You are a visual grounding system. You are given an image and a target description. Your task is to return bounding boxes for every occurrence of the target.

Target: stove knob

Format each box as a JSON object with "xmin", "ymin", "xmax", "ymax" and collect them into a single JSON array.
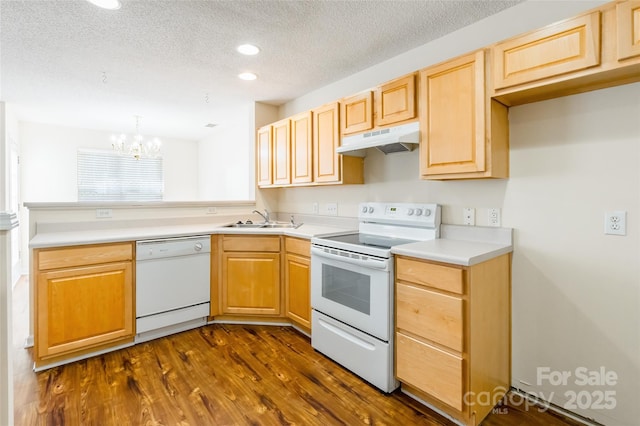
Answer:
[
  {"xmin": 368, "ymin": 206, "xmax": 374, "ymax": 213},
  {"xmin": 424, "ymin": 209, "xmax": 432, "ymax": 217},
  {"xmin": 361, "ymin": 206, "xmax": 368, "ymax": 213},
  {"xmin": 415, "ymin": 208, "xmax": 423, "ymax": 216},
  {"xmin": 407, "ymin": 208, "xmax": 414, "ymax": 215},
  {"xmin": 194, "ymin": 242, "xmax": 203, "ymax": 251}
]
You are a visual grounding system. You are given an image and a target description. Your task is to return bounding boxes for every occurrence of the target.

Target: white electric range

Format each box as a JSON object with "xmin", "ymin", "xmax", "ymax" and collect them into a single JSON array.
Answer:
[{"xmin": 310, "ymin": 202, "xmax": 441, "ymax": 392}]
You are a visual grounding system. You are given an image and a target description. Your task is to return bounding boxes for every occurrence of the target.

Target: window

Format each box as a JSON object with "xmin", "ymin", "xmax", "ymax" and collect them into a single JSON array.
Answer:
[{"xmin": 77, "ymin": 149, "xmax": 163, "ymax": 201}]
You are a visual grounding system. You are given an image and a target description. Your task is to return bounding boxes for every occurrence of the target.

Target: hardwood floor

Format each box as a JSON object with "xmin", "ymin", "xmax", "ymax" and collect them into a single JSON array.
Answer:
[{"xmin": 12, "ymin": 278, "xmax": 583, "ymax": 426}]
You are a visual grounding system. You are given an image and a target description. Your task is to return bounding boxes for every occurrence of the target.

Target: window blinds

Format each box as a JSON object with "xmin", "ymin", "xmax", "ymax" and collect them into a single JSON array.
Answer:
[{"xmin": 77, "ymin": 149, "xmax": 163, "ymax": 201}]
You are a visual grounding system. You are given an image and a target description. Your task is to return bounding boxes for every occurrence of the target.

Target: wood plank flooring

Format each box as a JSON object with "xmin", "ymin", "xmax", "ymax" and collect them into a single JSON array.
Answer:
[{"xmin": 12, "ymin": 278, "xmax": 583, "ymax": 426}]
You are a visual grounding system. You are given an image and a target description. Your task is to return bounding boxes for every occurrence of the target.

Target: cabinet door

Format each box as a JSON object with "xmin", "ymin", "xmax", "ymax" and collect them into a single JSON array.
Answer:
[
  {"xmin": 420, "ymin": 50, "xmax": 486, "ymax": 176},
  {"xmin": 272, "ymin": 119, "xmax": 291, "ymax": 186},
  {"xmin": 291, "ymin": 111, "xmax": 313, "ymax": 184},
  {"xmin": 285, "ymin": 253, "xmax": 311, "ymax": 329},
  {"xmin": 617, "ymin": 1, "xmax": 640, "ymax": 60},
  {"xmin": 493, "ymin": 11, "xmax": 601, "ymax": 90},
  {"xmin": 376, "ymin": 74, "xmax": 416, "ymax": 126},
  {"xmin": 222, "ymin": 252, "xmax": 281, "ymax": 316},
  {"xmin": 257, "ymin": 125, "xmax": 273, "ymax": 187},
  {"xmin": 340, "ymin": 91, "xmax": 373, "ymax": 135},
  {"xmin": 313, "ymin": 102, "xmax": 341, "ymax": 183},
  {"xmin": 36, "ymin": 262, "xmax": 133, "ymax": 360}
]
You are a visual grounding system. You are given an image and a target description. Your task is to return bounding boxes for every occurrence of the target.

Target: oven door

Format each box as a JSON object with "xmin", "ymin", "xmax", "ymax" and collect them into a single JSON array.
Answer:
[{"xmin": 310, "ymin": 245, "xmax": 392, "ymax": 341}]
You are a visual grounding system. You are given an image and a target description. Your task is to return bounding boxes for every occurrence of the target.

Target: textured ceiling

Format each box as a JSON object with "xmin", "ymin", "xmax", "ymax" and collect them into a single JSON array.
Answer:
[{"xmin": 1, "ymin": 0, "xmax": 522, "ymax": 140}]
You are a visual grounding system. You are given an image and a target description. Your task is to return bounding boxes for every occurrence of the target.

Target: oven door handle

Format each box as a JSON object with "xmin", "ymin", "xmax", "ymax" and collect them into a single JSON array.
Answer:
[{"xmin": 311, "ymin": 246, "xmax": 390, "ymax": 270}]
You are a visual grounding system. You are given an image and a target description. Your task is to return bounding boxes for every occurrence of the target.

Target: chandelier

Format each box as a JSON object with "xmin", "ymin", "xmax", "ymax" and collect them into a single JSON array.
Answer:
[{"xmin": 111, "ymin": 115, "xmax": 162, "ymax": 160}]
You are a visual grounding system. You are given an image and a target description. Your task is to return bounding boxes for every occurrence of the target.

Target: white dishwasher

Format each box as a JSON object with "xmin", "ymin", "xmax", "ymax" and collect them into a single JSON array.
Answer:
[{"xmin": 135, "ymin": 235, "xmax": 211, "ymax": 343}]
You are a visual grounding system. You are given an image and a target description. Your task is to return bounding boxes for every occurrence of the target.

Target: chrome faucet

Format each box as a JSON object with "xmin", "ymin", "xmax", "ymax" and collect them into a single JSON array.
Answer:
[{"xmin": 252, "ymin": 209, "xmax": 270, "ymax": 224}]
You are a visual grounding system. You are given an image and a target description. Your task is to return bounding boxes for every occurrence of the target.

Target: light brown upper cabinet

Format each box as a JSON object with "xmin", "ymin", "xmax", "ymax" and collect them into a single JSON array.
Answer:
[
  {"xmin": 340, "ymin": 91, "xmax": 373, "ymax": 135},
  {"xmin": 420, "ymin": 50, "xmax": 508, "ymax": 180},
  {"xmin": 493, "ymin": 12, "xmax": 601, "ymax": 90},
  {"xmin": 290, "ymin": 111, "xmax": 313, "ymax": 185},
  {"xmin": 256, "ymin": 125, "xmax": 272, "ymax": 187},
  {"xmin": 617, "ymin": 0, "xmax": 640, "ymax": 60},
  {"xmin": 272, "ymin": 118, "xmax": 291, "ymax": 186},
  {"xmin": 491, "ymin": 1, "xmax": 640, "ymax": 106},
  {"xmin": 313, "ymin": 102, "xmax": 364, "ymax": 185},
  {"xmin": 376, "ymin": 73, "xmax": 416, "ymax": 126},
  {"xmin": 340, "ymin": 73, "xmax": 417, "ymax": 135}
]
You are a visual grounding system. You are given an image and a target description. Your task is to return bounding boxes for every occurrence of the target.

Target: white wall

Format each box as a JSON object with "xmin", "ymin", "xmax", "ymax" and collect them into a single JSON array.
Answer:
[
  {"xmin": 507, "ymin": 82, "xmax": 639, "ymax": 426},
  {"xmin": 198, "ymin": 103, "xmax": 253, "ymax": 201},
  {"xmin": 274, "ymin": 1, "xmax": 639, "ymax": 424},
  {"xmin": 20, "ymin": 121, "xmax": 200, "ymax": 202}
]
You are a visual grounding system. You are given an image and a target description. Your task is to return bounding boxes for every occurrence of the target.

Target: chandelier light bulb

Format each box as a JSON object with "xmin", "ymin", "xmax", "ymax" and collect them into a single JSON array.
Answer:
[{"xmin": 111, "ymin": 116, "xmax": 162, "ymax": 160}]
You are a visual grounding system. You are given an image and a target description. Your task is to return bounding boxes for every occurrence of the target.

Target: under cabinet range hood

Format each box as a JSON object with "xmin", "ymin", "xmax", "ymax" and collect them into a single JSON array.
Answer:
[{"xmin": 337, "ymin": 121, "xmax": 420, "ymax": 156}]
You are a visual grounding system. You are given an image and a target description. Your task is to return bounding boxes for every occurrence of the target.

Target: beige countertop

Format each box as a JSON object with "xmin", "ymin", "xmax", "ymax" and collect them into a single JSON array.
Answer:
[
  {"xmin": 29, "ymin": 220, "xmax": 513, "ymax": 267},
  {"xmin": 391, "ymin": 224, "xmax": 513, "ymax": 266},
  {"xmin": 29, "ymin": 221, "xmax": 357, "ymax": 249},
  {"xmin": 392, "ymin": 238, "xmax": 512, "ymax": 266}
]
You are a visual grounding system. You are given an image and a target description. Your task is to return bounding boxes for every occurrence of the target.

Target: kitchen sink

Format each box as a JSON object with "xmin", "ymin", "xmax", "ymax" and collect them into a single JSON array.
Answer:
[{"xmin": 225, "ymin": 222, "xmax": 303, "ymax": 229}]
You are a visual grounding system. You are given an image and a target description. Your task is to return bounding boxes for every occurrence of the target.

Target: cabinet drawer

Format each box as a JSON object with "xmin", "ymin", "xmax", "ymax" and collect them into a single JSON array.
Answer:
[
  {"xmin": 493, "ymin": 11, "xmax": 601, "ymax": 89},
  {"xmin": 37, "ymin": 243, "xmax": 133, "ymax": 271},
  {"xmin": 396, "ymin": 257, "xmax": 464, "ymax": 294},
  {"xmin": 396, "ymin": 283, "xmax": 463, "ymax": 351},
  {"xmin": 285, "ymin": 237, "xmax": 310, "ymax": 257},
  {"xmin": 222, "ymin": 235, "xmax": 280, "ymax": 252},
  {"xmin": 396, "ymin": 332, "xmax": 463, "ymax": 411}
]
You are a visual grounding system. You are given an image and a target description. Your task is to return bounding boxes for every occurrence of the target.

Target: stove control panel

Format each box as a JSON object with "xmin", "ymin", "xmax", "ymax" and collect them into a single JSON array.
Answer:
[{"xmin": 359, "ymin": 202, "xmax": 441, "ymax": 228}]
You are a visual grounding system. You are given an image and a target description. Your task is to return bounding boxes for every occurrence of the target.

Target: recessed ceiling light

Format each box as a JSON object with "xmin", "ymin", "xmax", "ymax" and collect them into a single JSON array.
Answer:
[
  {"xmin": 86, "ymin": 0, "xmax": 121, "ymax": 10},
  {"xmin": 237, "ymin": 44, "xmax": 260, "ymax": 56},
  {"xmin": 238, "ymin": 72, "xmax": 258, "ymax": 81},
  {"xmin": 205, "ymin": 123, "xmax": 218, "ymax": 128}
]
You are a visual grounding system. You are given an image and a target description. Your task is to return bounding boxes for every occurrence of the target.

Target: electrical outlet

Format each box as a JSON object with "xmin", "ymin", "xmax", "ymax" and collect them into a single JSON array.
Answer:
[
  {"xmin": 206, "ymin": 207, "xmax": 217, "ymax": 214},
  {"xmin": 96, "ymin": 208, "xmax": 112, "ymax": 218},
  {"xmin": 312, "ymin": 202, "xmax": 319, "ymax": 214},
  {"xmin": 604, "ymin": 211, "xmax": 626, "ymax": 236},
  {"xmin": 488, "ymin": 208, "xmax": 501, "ymax": 227},
  {"xmin": 326, "ymin": 203, "xmax": 338, "ymax": 216},
  {"xmin": 463, "ymin": 207, "xmax": 475, "ymax": 226}
]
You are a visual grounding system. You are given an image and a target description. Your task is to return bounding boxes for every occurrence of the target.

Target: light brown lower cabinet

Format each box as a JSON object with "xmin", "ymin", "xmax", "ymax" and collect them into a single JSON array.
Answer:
[
  {"xmin": 395, "ymin": 254, "xmax": 511, "ymax": 426},
  {"xmin": 285, "ymin": 237, "xmax": 311, "ymax": 331},
  {"xmin": 34, "ymin": 242, "xmax": 135, "ymax": 367},
  {"xmin": 220, "ymin": 235, "xmax": 282, "ymax": 316}
]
